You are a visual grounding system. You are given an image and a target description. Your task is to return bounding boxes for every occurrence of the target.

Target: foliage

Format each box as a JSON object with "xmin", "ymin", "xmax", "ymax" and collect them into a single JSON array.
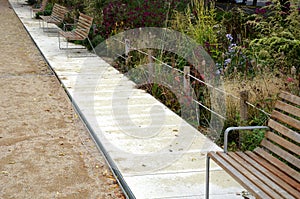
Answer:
[
  {"xmin": 139, "ymin": 83, "xmax": 182, "ymax": 115},
  {"xmin": 102, "ymin": 0, "xmax": 190, "ymax": 37},
  {"xmin": 46, "ymin": 0, "xmax": 299, "ymax": 151},
  {"xmin": 35, "ymin": 3, "xmax": 53, "ymax": 18},
  {"xmin": 246, "ymin": 0, "xmax": 300, "ymax": 74},
  {"xmin": 240, "ymin": 129, "xmax": 265, "ymax": 151},
  {"xmin": 172, "ymin": 0, "xmax": 219, "ymax": 48},
  {"xmin": 83, "ymin": 0, "xmax": 108, "ymax": 24},
  {"xmin": 220, "ymin": 7, "xmax": 252, "ymax": 41}
]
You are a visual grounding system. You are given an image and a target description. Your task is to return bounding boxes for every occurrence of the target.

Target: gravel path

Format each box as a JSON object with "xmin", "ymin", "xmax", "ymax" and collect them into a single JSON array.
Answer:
[{"xmin": 0, "ymin": 0, "xmax": 124, "ymax": 198}]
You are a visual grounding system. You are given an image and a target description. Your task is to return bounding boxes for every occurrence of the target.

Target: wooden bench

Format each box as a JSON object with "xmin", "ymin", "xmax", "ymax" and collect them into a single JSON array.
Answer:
[
  {"xmin": 58, "ymin": 12, "xmax": 96, "ymax": 54},
  {"xmin": 39, "ymin": 3, "xmax": 67, "ymax": 31},
  {"xmin": 206, "ymin": 91, "xmax": 300, "ymax": 199}
]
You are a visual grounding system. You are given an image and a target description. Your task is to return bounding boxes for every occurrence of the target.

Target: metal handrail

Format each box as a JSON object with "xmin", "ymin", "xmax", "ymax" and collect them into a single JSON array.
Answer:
[{"xmin": 223, "ymin": 126, "xmax": 269, "ymax": 153}]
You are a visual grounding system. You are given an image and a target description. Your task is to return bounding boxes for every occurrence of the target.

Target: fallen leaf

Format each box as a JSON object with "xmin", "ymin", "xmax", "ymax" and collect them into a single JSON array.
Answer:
[
  {"xmin": 2, "ymin": 171, "xmax": 8, "ymax": 175},
  {"xmin": 102, "ymin": 170, "xmax": 108, "ymax": 176}
]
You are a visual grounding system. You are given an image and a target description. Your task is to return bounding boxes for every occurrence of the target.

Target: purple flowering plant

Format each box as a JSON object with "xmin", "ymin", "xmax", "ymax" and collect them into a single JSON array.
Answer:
[
  {"xmin": 215, "ymin": 33, "xmax": 251, "ymax": 76},
  {"xmin": 102, "ymin": 0, "xmax": 190, "ymax": 37}
]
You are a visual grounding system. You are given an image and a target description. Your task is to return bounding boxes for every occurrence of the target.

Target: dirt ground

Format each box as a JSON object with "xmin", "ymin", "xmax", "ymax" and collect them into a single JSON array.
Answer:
[{"xmin": 0, "ymin": 0, "xmax": 124, "ymax": 198}]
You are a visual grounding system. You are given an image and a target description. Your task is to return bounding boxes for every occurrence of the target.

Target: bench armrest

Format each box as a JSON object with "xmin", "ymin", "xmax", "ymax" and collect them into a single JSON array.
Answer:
[{"xmin": 224, "ymin": 126, "xmax": 269, "ymax": 153}]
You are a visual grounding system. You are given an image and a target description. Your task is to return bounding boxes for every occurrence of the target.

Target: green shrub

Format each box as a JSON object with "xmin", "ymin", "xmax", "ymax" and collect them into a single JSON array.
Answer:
[
  {"xmin": 35, "ymin": 3, "xmax": 53, "ymax": 18},
  {"xmin": 246, "ymin": 0, "xmax": 300, "ymax": 73}
]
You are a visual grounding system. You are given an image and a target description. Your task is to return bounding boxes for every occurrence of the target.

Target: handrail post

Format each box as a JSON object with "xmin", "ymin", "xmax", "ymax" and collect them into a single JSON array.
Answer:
[
  {"xmin": 184, "ymin": 66, "xmax": 191, "ymax": 99},
  {"xmin": 148, "ymin": 49, "xmax": 154, "ymax": 83},
  {"xmin": 239, "ymin": 91, "xmax": 249, "ymax": 147},
  {"xmin": 125, "ymin": 39, "xmax": 131, "ymax": 66}
]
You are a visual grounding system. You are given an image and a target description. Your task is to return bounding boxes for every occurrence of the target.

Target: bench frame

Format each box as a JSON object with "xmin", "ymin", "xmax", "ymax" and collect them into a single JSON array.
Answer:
[
  {"xmin": 58, "ymin": 12, "xmax": 96, "ymax": 55},
  {"xmin": 39, "ymin": 3, "xmax": 67, "ymax": 32},
  {"xmin": 206, "ymin": 91, "xmax": 300, "ymax": 199}
]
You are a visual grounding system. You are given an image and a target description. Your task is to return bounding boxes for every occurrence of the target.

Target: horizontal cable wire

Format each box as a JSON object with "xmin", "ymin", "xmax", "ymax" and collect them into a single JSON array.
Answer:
[
  {"xmin": 113, "ymin": 38, "xmax": 271, "ymax": 118},
  {"xmin": 246, "ymin": 101, "xmax": 271, "ymax": 117},
  {"xmin": 192, "ymin": 99, "xmax": 226, "ymax": 120}
]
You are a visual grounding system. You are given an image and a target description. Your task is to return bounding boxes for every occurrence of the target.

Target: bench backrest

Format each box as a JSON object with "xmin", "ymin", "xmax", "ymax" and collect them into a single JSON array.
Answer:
[
  {"xmin": 51, "ymin": 4, "xmax": 68, "ymax": 23},
  {"xmin": 261, "ymin": 91, "xmax": 300, "ymax": 171},
  {"xmin": 74, "ymin": 13, "xmax": 94, "ymax": 40}
]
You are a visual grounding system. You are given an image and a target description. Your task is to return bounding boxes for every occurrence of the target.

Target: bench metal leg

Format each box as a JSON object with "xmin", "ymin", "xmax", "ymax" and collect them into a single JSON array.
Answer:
[
  {"xmin": 58, "ymin": 32, "xmax": 61, "ymax": 49},
  {"xmin": 206, "ymin": 155, "xmax": 210, "ymax": 199},
  {"xmin": 38, "ymin": 19, "xmax": 42, "ymax": 28},
  {"xmin": 87, "ymin": 37, "xmax": 96, "ymax": 55},
  {"xmin": 58, "ymin": 33, "xmax": 72, "ymax": 50},
  {"xmin": 58, "ymin": 32, "xmax": 96, "ymax": 57}
]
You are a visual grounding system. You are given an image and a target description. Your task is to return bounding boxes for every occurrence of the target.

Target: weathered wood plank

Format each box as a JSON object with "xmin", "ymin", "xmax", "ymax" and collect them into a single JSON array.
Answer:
[
  {"xmin": 261, "ymin": 139, "xmax": 300, "ymax": 169},
  {"xmin": 216, "ymin": 152, "xmax": 283, "ymax": 199},
  {"xmin": 279, "ymin": 92, "xmax": 300, "ymax": 106},
  {"xmin": 237, "ymin": 152, "xmax": 300, "ymax": 198},
  {"xmin": 265, "ymin": 131, "xmax": 300, "ymax": 156},
  {"xmin": 253, "ymin": 148, "xmax": 300, "ymax": 184},
  {"xmin": 268, "ymin": 119, "xmax": 300, "ymax": 143},
  {"xmin": 208, "ymin": 152, "xmax": 272, "ymax": 199},
  {"xmin": 271, "ymin": 110, "xmax": 300, "ymax": 130},
  {"xmin": 275, "ymin": 100, "xmax": 300, "ymax": 118},
  {"xmin": 228, "ymin": 152, "xmax": 294, "ymax": 198}
]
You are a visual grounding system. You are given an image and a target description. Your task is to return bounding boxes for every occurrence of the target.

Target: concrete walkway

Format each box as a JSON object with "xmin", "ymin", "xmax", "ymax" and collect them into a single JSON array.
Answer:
[{"xmin": 9, "ymin": 0, "xmax": 246, "ymax": 198}]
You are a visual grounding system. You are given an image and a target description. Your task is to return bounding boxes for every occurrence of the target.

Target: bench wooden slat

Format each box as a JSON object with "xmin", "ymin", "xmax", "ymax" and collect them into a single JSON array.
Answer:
[
  {"xmin": 279, "ymin": 91, "xmax": 300, "ymax": 106},
  {"xmin": 208, "ymin": 152, "xmax": 272, "ymax": 199},
  {"xmin": 265, "ymin": 131, "xmax": 300, "ymax": 156},
  {"xmin": 76, "ymin": 22, "xmax": 90, "ymax": 31},
  {"xmin": 78, "ymin": 16, "xmax": 92, "ymax": 25},
  {"xmin": 261, "ymin": 139, "xmax": 300, "ymax": 169},
  {"xmin": 253, "ymin": 148, "xmax": 300, "ymax": 183},
  {"xmin": 237, "ymin": 152, "xmax": 300, "ymax": 198},
  {"xmin": 80, "ymin": 13, "xmax": 93, "ymax": 21},
  {"xmin": 268, "ymin": 119, "xmax": 300, "ymax": 143},
  {"xmin": 75, "ymin": 29, "xmax": 88, "ymax": 39},
  {"xmin": 247, "ymin": 150, "xmax": 300, "ymax": 191},
  {"xmin": 228, "ymin": 152, "xmax": 294, "ymax": 198},
  {"xmin": 40, "ymin": 4, "xmax": 67, "ymax": 25},
  {"xmin": 272, "ymin": 110, "xmax": 300, "ymax": 130},
  {"xmin": 72, "ymin": 13, "xmax": 93, "ymax": 40},
  {"xmin": 77, "ymin": 21, "xmax": 90, "ymax": 29},
  {"xmin": 275, "ymin": 100, "xmax": 300, "ymax": 118},
  {"xmin": 216, "ymin": 152, "xmax": 283, "ymax": 199}
]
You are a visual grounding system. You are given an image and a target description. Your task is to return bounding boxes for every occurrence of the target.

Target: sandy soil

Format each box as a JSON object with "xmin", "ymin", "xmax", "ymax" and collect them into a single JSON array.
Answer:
[{"xmin": 0, "ymin": 0, "xmax": 124, "ymax": 198}]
